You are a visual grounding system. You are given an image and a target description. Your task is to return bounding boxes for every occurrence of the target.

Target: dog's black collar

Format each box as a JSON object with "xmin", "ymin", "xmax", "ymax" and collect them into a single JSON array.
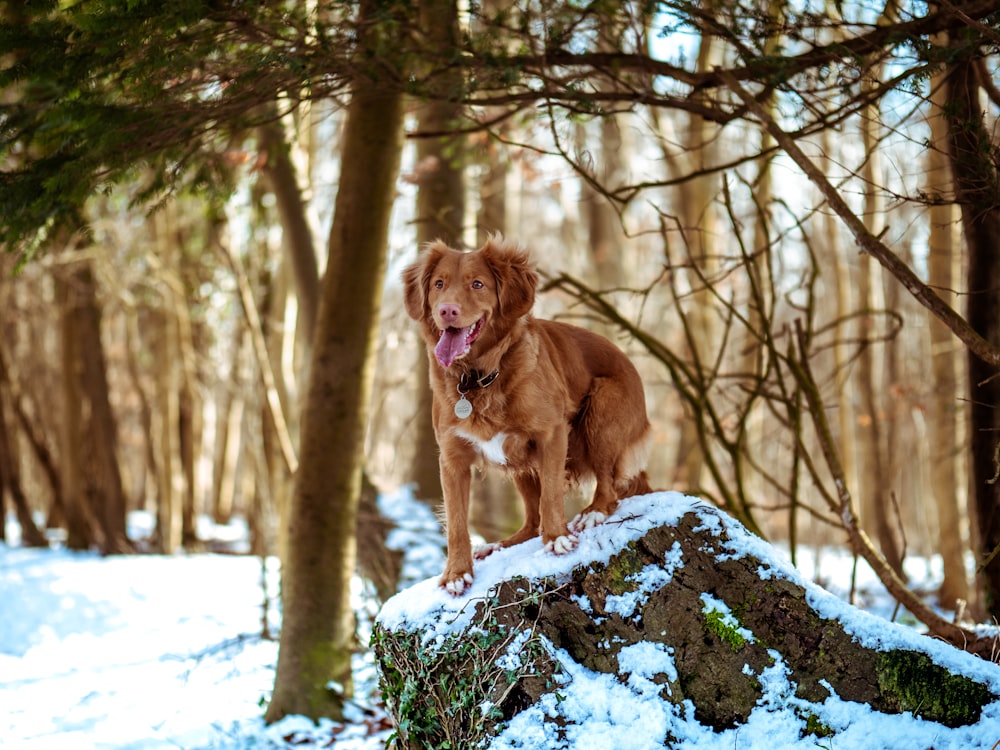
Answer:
[{"xmin": 457, "ymin": 368, "xmax": 499, "ymax": 394}]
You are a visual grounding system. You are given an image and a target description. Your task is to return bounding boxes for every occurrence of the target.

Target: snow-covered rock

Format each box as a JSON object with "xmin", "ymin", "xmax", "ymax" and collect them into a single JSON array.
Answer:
[{"xmin": 373, "ymin": 492, "xmax": 1000, "ymax": 749}]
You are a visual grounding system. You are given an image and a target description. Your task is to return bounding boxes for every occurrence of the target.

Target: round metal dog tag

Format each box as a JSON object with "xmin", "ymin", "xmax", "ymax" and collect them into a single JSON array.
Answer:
[{"xmin": 454, "ymin": 395, "xmax": 473, "ymax": 419}]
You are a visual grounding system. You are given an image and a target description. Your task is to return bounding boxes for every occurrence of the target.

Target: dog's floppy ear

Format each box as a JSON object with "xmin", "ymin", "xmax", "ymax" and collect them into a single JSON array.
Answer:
[
  {"xmin": 401, "ymin": 260, "xmax": 426, "ymax": 321},
  {"xmin": 481, "ymin": 236, "xmax": 537, "ymax": 319},
  {"xmin": 401, "ymin": 242, "xmax": 447, "ymax": 320}
]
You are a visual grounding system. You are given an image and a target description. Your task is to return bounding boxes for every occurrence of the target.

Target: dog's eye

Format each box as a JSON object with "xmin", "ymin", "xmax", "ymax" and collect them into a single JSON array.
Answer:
[
  {"xmin": 434, "ymin": 279, "xmax": 444, "ymax": 289},
  {"xmin": 471, "ymin": 280, "xmax": 484, "ymax": 290}
]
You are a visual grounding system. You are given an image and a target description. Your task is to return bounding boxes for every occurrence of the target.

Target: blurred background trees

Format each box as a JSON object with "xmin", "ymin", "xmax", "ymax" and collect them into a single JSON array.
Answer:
[{"xmin": 3, "ymin": 0, "xmax": 1000, "ymax": 717}]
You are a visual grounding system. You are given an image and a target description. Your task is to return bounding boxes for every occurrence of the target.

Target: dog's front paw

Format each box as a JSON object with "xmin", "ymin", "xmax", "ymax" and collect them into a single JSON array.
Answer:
[
  {"xmin": 543, "ymin": 533, "xmax": 578, "ymax": 556},
  {"xmin": 440, "ymin": 570, "xmax": 474, "ymax": 596},
  {"xmin": 473, "ymin": 542, "xmax": 502, "ymax": 560},
  {"xmin": 570, "ymin": 510, "xmax": 607, "ymax": 533}
]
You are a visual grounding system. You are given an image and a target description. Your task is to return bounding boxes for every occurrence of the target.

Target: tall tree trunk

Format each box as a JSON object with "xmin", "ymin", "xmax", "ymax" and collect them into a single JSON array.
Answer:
[
  {"xmin": 857, "ymin": 67, "xmax": 904, "ymax": 578},
  {"xmin": 926, "ymin": 61, "xmax": 969, "ymax": 609},
  {"xmin": 211, "ymin": 330, "xmax": 246, "ymax": 525},
  {"xmin": 122, "ymin": 303, "xmax": 157, "ymax": 514},
  {"xmin": 409, "ymin": 0, "xmax": 464, "ymax": 505},
  {"xmin": 744, "ymin": 1, "xmax": 780, "ymax": 537},
  {"xmin": 470, "ymin": 97, "xmax": 522, "ymax": 540},
  {"xmin": 257, "ymin": 258, "xmax": 292, "ymax": 559},
  {"xmin": 59, "ymin": 255, "xmax": 131, "ymax": 553},
  {"xmin": 265, "ymin": 64, "xmax": 406, "ymax": 722},
  {"xmin": 176, "ymin": 286, "xmax": 200, "ymax": 548},
  {"xmin": 945, "ymin": 52, "xmax": 1000, "ymax": 619},
  {"xmin": 585, "ymin": 115, "xmax": 627, "ymax": 292},
  {"xmin": 258, "ymin": 111, "xmax": 317, "ymax": 563},
  {"xmin": 0, "ymin": 274, "xmax": 47, "ymax": 547},
  {"xmin": 674, "ymin": 29, "xmax": 723, "ymax": 493},
  {"xmin": 476, "ymin": 122, "xmax": 508, "ymax": 244},
  {"xmin": 148, "ymin": 210, "xmax": 185, "ymax": 554},
  {"xmin": 2, "ymin": 342, "xmax": 67, "ymax": 529},
  {"xmin": 259, "ymin": 117, "xmax": 320, "ymax": 356},
  {"xmin": 151, "ymin": 304, "xmax": 183, "ymax": 554},
  {"xmin": 59, "ymin": 271, "xmax": 94, "ymax": 550},
  {"xmin": 823, "ymin": 125, "xmax": 859, "ymax": 535}
]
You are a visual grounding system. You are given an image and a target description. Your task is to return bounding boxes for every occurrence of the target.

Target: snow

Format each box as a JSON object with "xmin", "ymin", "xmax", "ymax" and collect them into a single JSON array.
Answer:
[
  {"xmin": 1, "ymin": 546, "xmax": 285, "ymax": 749},
  {"xmin": 3, "ymin": 488, "xmax": 1000, "ymax": 749},
  {"xmin": 0, "ymin": 520, "xmax": 395, "ymax": 749}
]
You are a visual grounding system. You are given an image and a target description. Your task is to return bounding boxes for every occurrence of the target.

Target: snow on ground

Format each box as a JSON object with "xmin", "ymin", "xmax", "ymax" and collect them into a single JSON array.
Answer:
[
  {"xmin": 0, "ymin": 496, "xmax": 439, "ymax": 750},
  {"xmin": 3, "ymin": 488, "xmax": 1000, "ymax": 749}
]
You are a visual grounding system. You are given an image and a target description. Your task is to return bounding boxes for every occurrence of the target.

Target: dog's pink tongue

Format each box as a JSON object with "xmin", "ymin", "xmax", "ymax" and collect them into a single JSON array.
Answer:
[{"xmin": 435, "ymin": 326, "xmax": 470, "ymax": 368}]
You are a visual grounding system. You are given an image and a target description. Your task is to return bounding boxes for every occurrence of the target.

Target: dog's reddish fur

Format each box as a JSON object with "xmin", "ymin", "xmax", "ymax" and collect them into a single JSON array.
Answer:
[{"xmin": 402, "ymin": 237, "xmax": 652, "ymax": 595}]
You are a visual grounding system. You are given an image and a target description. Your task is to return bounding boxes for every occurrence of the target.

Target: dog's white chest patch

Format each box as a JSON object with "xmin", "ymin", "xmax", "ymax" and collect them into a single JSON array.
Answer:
[{"xmin": 455, "ymin": 429, "xmax": 508, "ymax": 465}]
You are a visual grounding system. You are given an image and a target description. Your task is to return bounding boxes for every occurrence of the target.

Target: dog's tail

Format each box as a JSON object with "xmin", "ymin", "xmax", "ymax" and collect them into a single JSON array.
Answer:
[
  {"xmin": 614, "ymin": 427, "xmax": 655, "ymax": 499},
  {"xmin": 616, "ymin": 470, "xmax": 654, "ymax": 500}
]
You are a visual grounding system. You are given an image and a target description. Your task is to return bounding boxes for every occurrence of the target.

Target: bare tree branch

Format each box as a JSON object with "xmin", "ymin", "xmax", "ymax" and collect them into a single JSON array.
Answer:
[
  {"xmin": 789, "ymin": 320, "xmax": 994, "ymax": 656},
  {"xmin": 718, "ymin": 68, "xmax": 1000, "ymax": 369}
]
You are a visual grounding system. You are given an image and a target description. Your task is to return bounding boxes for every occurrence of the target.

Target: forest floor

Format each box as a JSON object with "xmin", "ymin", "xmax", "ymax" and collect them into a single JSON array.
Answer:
[{"xmin": 2, "ymin": 488, "xmax": 998, "ymax": 749}]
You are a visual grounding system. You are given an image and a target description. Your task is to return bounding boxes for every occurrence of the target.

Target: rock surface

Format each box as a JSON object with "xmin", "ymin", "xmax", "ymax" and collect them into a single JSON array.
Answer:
[{"xmin": 373, "ymin": 493, "xmax": 1000, "ymax": 749}]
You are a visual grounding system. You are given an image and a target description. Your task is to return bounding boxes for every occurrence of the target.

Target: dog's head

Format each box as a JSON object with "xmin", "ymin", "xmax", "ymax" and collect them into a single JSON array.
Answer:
[{"xmin": 401, "ymin": 236, "xmax": 538, "ymax": 369}]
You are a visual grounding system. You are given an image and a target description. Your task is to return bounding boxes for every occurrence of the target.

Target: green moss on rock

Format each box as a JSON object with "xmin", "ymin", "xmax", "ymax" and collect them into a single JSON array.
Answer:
[
  {"xmin": 801, "ymin": 711, "xmax": 834, "ymax": 739},
  {"xmin": 875, "ymin": 650, "xmax": 993, "ymax": 727},
  {"xmin": 703, "ymin": 608, "xmax": 749, "ymax": 652},
  {"xmin": 601, "ymin": 542, "xmax": 647, "ymax": 596}
]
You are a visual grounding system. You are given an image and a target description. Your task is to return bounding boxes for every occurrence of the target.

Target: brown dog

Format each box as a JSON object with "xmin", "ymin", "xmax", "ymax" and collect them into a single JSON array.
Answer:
[{"xmin": 402, "ymin": 236, "xmax": 652, "ymax": 595}]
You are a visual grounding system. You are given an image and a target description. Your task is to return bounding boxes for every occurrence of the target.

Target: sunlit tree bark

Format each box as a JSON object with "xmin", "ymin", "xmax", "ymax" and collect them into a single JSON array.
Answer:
[
  {"xmin": 265, "ymin": 0, "xmax": 407, "ymax": 718},
  {"xmin": 259, "ymin": 116, "xmax": 320, "ymax": 357},
  {"xmin": 673, "ymin": 28, "xmax": 724, "ymax": 494},
  {"xmin": 409, "ymin": 0, "xmax": 465, "ymax": 506},
  {"xmin": 822, "ymin": 125, "xmax": 859, "ymax": 527},
  {"xmin": 856, "ymin": 48, "xmax": 904, "ymax": 578},
  {"xmin": 926, "ymin": 62, "xmax": 969, "ymax": 609},
  {"xmin": 57, "ymin": 251, "xmax": 131, "ymax": 554},
  {"xmin": 150, "ymin": 302, "xmax": 183, "ymax": 553}
]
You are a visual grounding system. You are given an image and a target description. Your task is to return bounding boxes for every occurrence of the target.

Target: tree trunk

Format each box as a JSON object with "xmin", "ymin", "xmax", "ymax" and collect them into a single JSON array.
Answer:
[
  {"xmin": 857, "ymin": 78, "xmax": 904, "ymax": 578},
  {"xmin": 823, "ymin": 126, "xmax": 859, "ymax": 521},
  {"xmin": 59, "ymin": 269, "xmax": 91, "ymax": 550},
  {"xmin": 176, "ymin": 291, "xmax": 200, "ymax": 548},
  {"xmin": 585, "ymin": 115, "xmax": 627, "ymax": 292},
  {"xmin": 265, "ymin": 73, "xmax": 406, "ymax": 721},
  {"xmin": 946, "ymin": 53, "xmax": 1000, "ymax": 620},
  {"xmin": 926, "ymin": 60, "xmax": 969, "ymax": 609},
  {"xmin": 255, "ymin": 255, "xmax": 291, "ymax": 559},
  {"xmin": 671, "ymin": 30, "xmax": 723, "ymax": 495},
  {"xmin": 211, "ymin": 325, "xmax": 246, "ymax": 525},
  {"xmin": 121, "ymin": 302, "xmax": 157, "ymax": 514},
  {"xmin": 151, "ymin": 304, "xmax": 183, "ymax": 554},
  {"xmin": 374, "ymin": 495, "xmax": 999, "ymax": 749},
  {"xmin": 408, "ymin": 0, "xmax": 464, "ymax": 507},
  {"xmin": 1, "ymin": 343, "xmax": 66, "ymax": 529},
  {"xmin": 258, "ymin": 117, "xmax": 320, "ymax": 354},
  {"xmin": 0, "ymin": 367, "xmax": 47, "ymax": 547},
  {"xmin": 58, "ymin": 256, "xmax": 131, "ymax": 553},
  {"xmin": 476, "ymin": 121, "xmax": 508, "ymax": 244},
  {"xmin": 77, "ymin": 264, "xmax": 130, "ymax": 554},
  {"xmin": 0, "ymin": 276, "xmax": 47, "ymax": 547}
]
